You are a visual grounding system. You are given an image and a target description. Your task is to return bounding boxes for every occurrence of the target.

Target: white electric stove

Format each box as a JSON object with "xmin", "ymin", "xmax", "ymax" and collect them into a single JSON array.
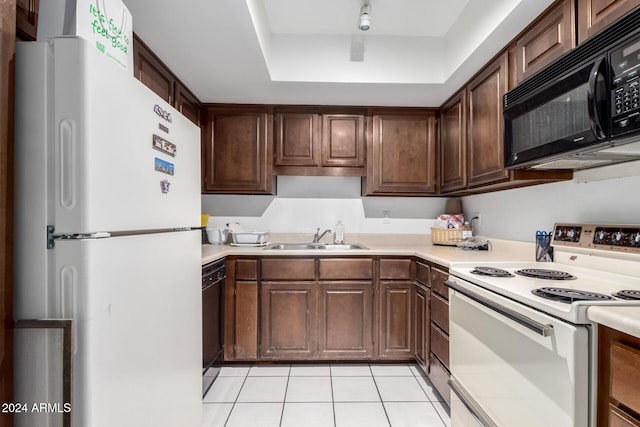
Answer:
[{"xmin": 446, "ymin": 223, "xmax": 640, "ymax": 427}]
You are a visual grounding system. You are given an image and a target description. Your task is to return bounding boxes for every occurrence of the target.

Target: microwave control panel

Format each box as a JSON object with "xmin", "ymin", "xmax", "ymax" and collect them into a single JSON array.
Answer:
[
  {"xmin": 553, "ymin": 223, "xmax": 640, "ymax": 253},
  {"xmin": 611, "ymin": 36, "xmax": 640, "ymax": 137}
]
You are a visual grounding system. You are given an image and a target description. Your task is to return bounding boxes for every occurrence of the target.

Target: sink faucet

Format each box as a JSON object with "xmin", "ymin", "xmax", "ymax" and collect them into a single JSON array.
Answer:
[{"xmin": 313, "ymin": 227, "xmax": 332, "ymax": 243}]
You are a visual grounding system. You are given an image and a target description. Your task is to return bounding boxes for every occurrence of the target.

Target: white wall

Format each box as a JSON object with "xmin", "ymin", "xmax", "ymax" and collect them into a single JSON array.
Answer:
[
  {"xmin": 461, "ymin": 163, "xmax": 640, "ymax": 243},
  {"xmin": 201, "ymin": 165, "xmax": 640, "ymax": 243},
  {"xmin": 201, "ymin": 176, "xmax": 448, "ymax": 236}
]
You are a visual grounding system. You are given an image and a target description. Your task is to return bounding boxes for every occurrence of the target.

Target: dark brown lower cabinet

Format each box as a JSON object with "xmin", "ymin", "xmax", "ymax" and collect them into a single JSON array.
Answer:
[
  {"xmin": 414, "ymin": 282, "xmax": 430, "ymax": 372},
  {"xmin": 318, "ymin": 282, "xmax": 373, "ymax": 359},
  {"xmin": 224, "ymin": 258, "xmax": 259, "ymax": 361},
  {"xmin": 428, "ymin": 267, "xmax": 451, "ymax": 404},
  {"xmin": 378, "ymin": 281, "xmax": 414, "ymax": 359},
  {"xmin": 260, "ymin": 282, "xmax": 316, "ymax": 360},
  {"xmin": 598, "ymin": 325, "xmax": 640, "ymax": 426},
  {"xmin": 259, "ymin": 281, "xmax": 374, "ymax": 360}
]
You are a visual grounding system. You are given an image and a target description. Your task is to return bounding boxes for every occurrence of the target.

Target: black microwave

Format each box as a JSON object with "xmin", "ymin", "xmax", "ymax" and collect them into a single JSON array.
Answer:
[{"xmin": 504, "ymin": 7, "xmax": 640, "ymax": 170}]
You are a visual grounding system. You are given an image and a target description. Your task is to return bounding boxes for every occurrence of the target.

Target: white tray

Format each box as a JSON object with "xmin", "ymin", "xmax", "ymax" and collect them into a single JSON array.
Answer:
[
  {"xmin": 230, "ymin": 241, "xmax": 270, "ymax": 247},
  {"xmin": 231, "ymin": 231, "xmax": 270, "ymax": 245}
]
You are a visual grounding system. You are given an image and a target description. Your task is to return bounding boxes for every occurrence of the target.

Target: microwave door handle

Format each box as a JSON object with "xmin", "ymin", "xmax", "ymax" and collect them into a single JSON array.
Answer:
[{"xmin": 588, "ymin": 57, "xmax": 608, "ymax": 140}]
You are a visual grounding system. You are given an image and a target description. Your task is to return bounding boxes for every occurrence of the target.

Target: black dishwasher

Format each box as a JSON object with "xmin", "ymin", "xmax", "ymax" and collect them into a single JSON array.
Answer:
[{"xmin": 202, "ymin": 259, "xmax": 225, "ymax": 396}]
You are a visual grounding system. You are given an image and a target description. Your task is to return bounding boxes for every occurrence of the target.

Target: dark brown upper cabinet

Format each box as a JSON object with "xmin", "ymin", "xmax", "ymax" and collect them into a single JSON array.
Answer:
[
  {"xmin": 440, "ymin": 90, "xmax": 467, "ymax": 193},
  {"xmin": 467, "ymin": 53, "xmax": 510, "ymax": 187},
  {"xmin": 366, "ymin": 109, "xmax": 438, "ymax": 196},
  {"xmin": 202, "ymin": 106, "xmax": 274, "ymax": 195},
  {"xmin": 439, "ymin": 50, "xmax": 572, "ymax": 195},
  {"xmin": 578, "ymin": 0, "xmax": 640, "ymax": 43},
  {"xmin": 16, "ymin": 0, "xmax": 39, "ymax": 41},
  {"xmin": 174, "ymin": 82, "xmax": 201, "ymax": 127},
  {"xmin": 132, "ymin": 34, "xmax": 201, "ymax": 126},
  {"xmin": 321, "ymin": 113, "xmax": 366, "ymax": 168},
  {"xmin": 515, "ymin": 0, "xmax": 575, "ymax": 84},
  {"xmin": 274, "ymin": 111, "xmax": 321, "ymax": 167},
  {"xmin": 133, "ymin": 35, "xmax": 175, "ymax": 104},
  {"xmin": 273, "ymin": 107, "xmax": 367, "ymax": 176}
]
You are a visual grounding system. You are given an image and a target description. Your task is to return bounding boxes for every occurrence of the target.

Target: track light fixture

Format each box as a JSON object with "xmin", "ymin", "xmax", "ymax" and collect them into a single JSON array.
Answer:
[{"xmin": 359, "ymin": 2, "xmax": 371, "ymax": 31}]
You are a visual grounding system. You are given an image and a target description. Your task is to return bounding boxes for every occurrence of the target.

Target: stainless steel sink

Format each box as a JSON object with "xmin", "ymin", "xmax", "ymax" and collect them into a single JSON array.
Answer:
[{"xmin": 264, "ymin": 243, "xmax": 368, "ymax": 250}]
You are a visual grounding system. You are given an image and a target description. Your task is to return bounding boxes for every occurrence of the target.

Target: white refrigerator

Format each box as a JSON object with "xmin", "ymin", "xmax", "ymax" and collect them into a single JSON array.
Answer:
[{"xmin": 14, "ymin": 37, "xmax": 202, "ymax": 427}]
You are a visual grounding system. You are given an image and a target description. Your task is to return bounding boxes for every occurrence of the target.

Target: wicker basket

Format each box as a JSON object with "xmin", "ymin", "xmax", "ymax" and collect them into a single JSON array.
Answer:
[{"xmin": 431, "ymin": 228, "xmax": 461, "ymax": 246}]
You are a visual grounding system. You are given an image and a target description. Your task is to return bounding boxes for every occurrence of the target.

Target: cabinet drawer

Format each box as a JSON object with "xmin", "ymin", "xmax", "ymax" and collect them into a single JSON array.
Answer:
[
  {"xmin": 262, "ymin": 259, "xmax": 316, "ymax": 280},
  {"xmin": 611, "ymin": 342, "xmax": 640, "ymax": 415},
  {"xmin": 379, "ymin": 258, "xmax": 412, "ymax": 280},
  {"xmin": 431, "ymin": 292, "xmax": 449, "ymax": 334},
  {"xmin": 430, "ymin": 268, "xmax": 449, "ymax": 299},
  {"xmin": 416, "ymin": 262, "xmax": 430, "ymax": 286},
  {"xmin": 428, "ymin": 353, "xmax": 451, "ymax": 405},
  {"xmin": 431, "ymin": 323, "xmax": 449, "ymax": 368},
  {"xmin": 236, "ymin": 259, "xmax": 258, "ymax": 280},
  {"xmin": 319, "ymin": 258, "xmax": 372, "ymax": 280},
  {"xmin": 610, "ymin": 405, "xmax": 640, "ymax": 427}
]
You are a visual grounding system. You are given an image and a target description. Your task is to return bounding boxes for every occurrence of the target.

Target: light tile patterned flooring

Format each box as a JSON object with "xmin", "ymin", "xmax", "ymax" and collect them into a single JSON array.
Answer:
[{"xmin": 203, "ymin": 363, "xmax": 450, "ymax": 427}]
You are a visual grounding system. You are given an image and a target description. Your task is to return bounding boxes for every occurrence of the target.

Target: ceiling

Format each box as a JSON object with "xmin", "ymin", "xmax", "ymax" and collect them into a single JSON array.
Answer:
[{"xmin": 122, "ymin": 0, "xmax": 554, "ymax": 107}]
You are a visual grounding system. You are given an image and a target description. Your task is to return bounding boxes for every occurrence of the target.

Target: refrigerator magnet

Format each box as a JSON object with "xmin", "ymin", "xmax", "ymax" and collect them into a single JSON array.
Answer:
[
  {"xmin": 160, "ymin": 179, "xmax": 171, "ymax": 194},
  {"xmin": 155, "ymin": 157, "xmax": 174, "ymax": 175},
  {"xmin": 152, "ymin": 134, "xmax": 176, "ymax": 157}
]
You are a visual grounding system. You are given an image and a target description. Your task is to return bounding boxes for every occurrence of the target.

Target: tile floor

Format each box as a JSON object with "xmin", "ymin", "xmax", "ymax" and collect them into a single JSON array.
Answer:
[{"xmin": 202, "ymin": 363, "xmax": 450, "ymax": 427}]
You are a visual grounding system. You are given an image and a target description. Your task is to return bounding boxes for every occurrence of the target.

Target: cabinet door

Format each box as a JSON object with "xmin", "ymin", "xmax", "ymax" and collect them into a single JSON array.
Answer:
[
  {"xmin": 467, "ymin": 53, "xmax": 510, "ymax": 187},
  {"xmin": 133, "ymin": 35, "xmax": 175, "ymax": 104},
  {"xmin": 378, "ymin": 281, "xmax": 414, "ymax": 359},
  {"xmin": 440, "ymin": 91, "xmax": 467, "ymax": 192},
  {"xmin": 367, "ymin": 112, "xmax": 437, "ymax": 195},
  {"xmin": 275, "ymin": 112, "xmax": 320, "ymax": 166},
  {"xmin": 321, "ymin": 114, "xmax": 366, "ymax": 167},
  {"xmin": 317, "ymin": 282, "xmax": 373, "ymax": 359},
  {"xmin": 174, "ymin": 82, "xmax": 201, "ymax": 127},
  {"xmin": 233, "ymin": 281, "xmax": 259, "ymax": 361},
  {"xmin": 414, "ymin": 284, "xmax": 430, "ymax": 373},
  {"xmin": 16, "ymin": 0, "xmax": 39, "ymax": 40},
  {"xmin": 260, "ymin": 282, "xmax": 316, "ymax": 359},
  {"xmin": 202, "ymin": 107, "xmax": 274, "ymax": 194},
  {"xmin": 515, "ymin": 0, "xmax": 575, "ymax": 83},
  {"xmin": 578, "ymin": 0, "xmax": 640, "ymax": 43}
]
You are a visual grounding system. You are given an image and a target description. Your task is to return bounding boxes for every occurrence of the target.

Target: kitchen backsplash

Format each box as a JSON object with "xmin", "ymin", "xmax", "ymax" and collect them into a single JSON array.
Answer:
[
  {"xmin": 202, "ymin": 176, "xmax": 448, "ymax": 235},
  {"xmin": 202, "ymin": 163, "xmax": 640, "ymax": 242},
  {"xmin": 202, "ymin": 197, "xmax": 439, "ymax": 235}
]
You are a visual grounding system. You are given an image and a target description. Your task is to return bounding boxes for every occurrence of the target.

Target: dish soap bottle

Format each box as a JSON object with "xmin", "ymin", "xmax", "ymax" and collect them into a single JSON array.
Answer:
[
  {"xmin": 461, "ymin": 221, "xmax": 473, "ymax": 239},
  {"xmin": 334, "ymin": 220, "xmax": 345, "ymax": 244}
]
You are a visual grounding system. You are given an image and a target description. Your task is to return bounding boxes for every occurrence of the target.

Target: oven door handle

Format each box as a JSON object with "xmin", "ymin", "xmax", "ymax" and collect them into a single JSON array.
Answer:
[
  {"xmin": 449, "ymin": 377, "xmax": 498, "ymax": 427},
  {"xmin": 446, "ymin": 280, "xmax": 554, "ymax": 337}
]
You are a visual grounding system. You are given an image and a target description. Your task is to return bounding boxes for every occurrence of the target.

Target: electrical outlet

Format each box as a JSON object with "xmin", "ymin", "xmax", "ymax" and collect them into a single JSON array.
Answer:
[
  {"xmin": 471, "ymin": 212, "xmax": 481, "ymax": 226},
  {"xmin": 470, "ymin": 212, "xmax": 481, "ymax": 235},
  {"xmin": 382, "ymin": 210, "xmax": 391, "ymax": 224}
]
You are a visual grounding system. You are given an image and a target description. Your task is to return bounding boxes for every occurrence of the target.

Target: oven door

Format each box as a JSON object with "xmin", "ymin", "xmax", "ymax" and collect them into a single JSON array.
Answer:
[{"xmin": 447, "ymin": 277, "xmax": 592, "ymax": 427}]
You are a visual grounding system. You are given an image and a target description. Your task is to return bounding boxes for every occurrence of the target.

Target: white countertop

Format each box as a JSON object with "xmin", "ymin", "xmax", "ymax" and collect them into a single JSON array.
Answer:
[
  {"xmin": 202, "ymin": 233, "xmax": 536, "ymax": 267},
  {"xmin": 588, "ymin": 306, "xmax": 640, "ymax": 338}
]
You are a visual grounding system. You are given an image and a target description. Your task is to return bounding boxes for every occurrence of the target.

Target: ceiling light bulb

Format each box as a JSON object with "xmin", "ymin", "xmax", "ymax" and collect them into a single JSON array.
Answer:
[
  {"xmin": 359, "ymin": 14, "xmax": 370, "ymax": 31},
  {"xmin": 359, "ymin": 3, "xmax": 371, "ymax": 31}
]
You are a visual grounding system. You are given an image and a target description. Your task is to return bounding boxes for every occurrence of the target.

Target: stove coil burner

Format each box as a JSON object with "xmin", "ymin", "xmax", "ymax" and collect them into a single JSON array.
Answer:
[
  {"xmin": 515, "ymin": 268, "xmax": 577, "ymax": 280},
  {"xmin": 532, "ymin": 287, "xmax": 614, "ymax": 303},
  {"xmin": 470, "ymin": 266, "xmax": 514, "ymax": 277},
  {"xmin": 612, "ymin": 290, "xmax": 640, "ymax": 300}
]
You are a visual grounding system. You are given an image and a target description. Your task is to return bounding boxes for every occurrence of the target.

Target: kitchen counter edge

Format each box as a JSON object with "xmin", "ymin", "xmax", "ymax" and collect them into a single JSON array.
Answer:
[
  {"xmin": 587, "ymin": 306, "xmax": 640, "ymax": 339},
  {"xmin": 201, "ymin": 234, "xmax": 535, "ymax": 268}
]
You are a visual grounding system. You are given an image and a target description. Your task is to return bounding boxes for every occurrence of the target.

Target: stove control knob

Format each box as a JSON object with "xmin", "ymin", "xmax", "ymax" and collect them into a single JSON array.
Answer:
[
  {"xmin": 631, "ymin": 232, "xmax": 640, "ymax": 246},
  {"xmin": 595, "ymin": 230, "xmax": 607, "ymax": 243},
  {"xmin": 567, "ymin": 229, "xmax": 575, "ymax": 238},
  {"xmin": 556, "ymin": 228, "xmax": 564, "ymax": 238},
  {"xmin": 613, "ymin": 231, "xmax": 625, "ymax": 244}
]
